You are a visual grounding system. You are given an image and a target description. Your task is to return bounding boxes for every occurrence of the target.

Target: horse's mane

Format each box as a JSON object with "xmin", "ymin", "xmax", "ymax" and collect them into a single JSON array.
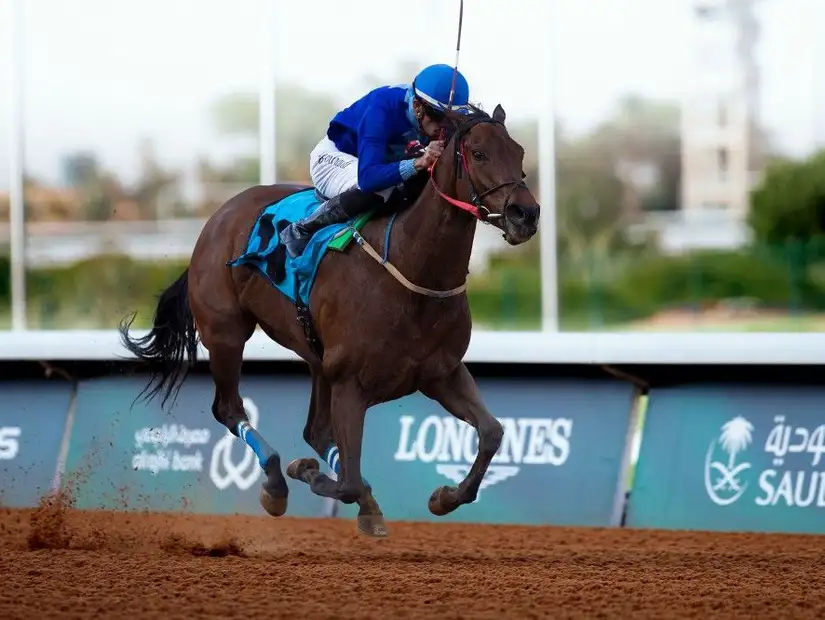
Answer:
[
  {"xmin": 461, "ymin": 102, "xmax": 490, "ymax": 119},
  {"xmin": 447, "ymin": 103, "xmax": 490, "ymax": 128}
]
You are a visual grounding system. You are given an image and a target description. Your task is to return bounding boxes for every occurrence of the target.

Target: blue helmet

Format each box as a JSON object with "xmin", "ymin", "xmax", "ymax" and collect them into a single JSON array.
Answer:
[{"xmin": 412, "ymin": 64, "xmax": 470, "ymax": 112}]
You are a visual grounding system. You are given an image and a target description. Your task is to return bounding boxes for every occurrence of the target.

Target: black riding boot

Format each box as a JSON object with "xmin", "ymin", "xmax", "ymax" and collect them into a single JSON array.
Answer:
[{"xmin": 279, "ymin": 187, "xmax": 380, "ymax": 258}]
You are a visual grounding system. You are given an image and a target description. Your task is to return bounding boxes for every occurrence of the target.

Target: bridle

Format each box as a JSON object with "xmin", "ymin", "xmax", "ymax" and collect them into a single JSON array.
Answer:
[
  {"xmin": 427, "ymin": 112, "xmax": 528, "ymax": 225},
  {"xmin": 349, "ymin": 111, "xmax": 530, "ymax": 300}
]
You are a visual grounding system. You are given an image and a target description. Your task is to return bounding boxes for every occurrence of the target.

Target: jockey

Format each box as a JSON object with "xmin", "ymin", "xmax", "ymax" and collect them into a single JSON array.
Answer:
[{"xmin": 279, "ymin": 63, "xmax": 471, "ymax": 258}]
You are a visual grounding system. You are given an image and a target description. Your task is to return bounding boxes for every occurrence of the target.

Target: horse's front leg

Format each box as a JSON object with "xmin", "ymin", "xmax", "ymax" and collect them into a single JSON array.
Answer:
[
  {"xmin": 287, "ymin": 376, "xmax": 387, "ymax": 537},
  {"xmin": 419, "ymin": 362, "xmax": 504, "ymax": 516}
]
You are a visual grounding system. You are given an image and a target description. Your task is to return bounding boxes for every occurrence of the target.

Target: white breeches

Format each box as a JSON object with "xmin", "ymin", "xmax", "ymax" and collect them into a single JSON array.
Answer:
[{"xmin": 309, "ymin": 136, "xmax": 394, "ymax": 202}]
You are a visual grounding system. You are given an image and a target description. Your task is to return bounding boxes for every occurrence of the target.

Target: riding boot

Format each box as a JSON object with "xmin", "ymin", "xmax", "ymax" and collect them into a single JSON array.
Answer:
[{"xmin": 279, "ymin": 187, "xmax": 380, "ymax": 258}]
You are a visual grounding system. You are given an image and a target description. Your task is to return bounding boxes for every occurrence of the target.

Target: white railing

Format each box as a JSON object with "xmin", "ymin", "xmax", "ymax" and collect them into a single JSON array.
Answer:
[{"xmin": 2, "ymin": 329, "xmax": 824, "ymax": 365}]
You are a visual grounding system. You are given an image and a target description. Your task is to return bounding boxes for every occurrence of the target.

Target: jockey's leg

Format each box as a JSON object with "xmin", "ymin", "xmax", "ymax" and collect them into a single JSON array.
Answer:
[
  {"xmin": 279, "ymin": 187, "xmax": 383, "ymax": 258},
  {"xmin": 279, "ymin": 137, "xmax": 389, "ymax": 258}
]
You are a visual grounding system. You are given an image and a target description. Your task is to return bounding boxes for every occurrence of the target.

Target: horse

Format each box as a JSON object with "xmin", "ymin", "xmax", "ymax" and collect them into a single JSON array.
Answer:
[{"xmin": 119, "ymin": 103, "xmax": 540, "ymax": 537}]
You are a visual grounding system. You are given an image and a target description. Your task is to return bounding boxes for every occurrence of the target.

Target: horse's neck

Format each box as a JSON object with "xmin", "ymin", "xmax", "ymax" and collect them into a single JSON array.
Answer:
[{"xmin": 393, "ymin": 170, "xmax": 477, "ymax": 292}]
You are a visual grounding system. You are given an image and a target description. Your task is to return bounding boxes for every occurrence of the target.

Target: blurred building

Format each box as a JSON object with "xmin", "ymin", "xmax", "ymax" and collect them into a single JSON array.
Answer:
[{"xmin": 680, "ymin": 0, "xmax": 764, "ymax": 221}]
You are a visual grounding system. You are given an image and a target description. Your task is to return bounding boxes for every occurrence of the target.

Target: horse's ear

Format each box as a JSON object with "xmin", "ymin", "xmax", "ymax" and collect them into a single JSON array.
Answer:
[{"xmin": 492, "ymin": 104, "xmax": 506, "ymax": 124}]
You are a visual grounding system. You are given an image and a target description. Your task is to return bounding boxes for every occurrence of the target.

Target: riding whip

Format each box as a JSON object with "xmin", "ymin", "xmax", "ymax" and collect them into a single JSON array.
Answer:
[
  {"xmin": 437, "ymin": 0, "xmax": 465, "ymax": 148},
  {"xmin": 446, "ymin": 0, "xmax": 465, "ymax": 111}
]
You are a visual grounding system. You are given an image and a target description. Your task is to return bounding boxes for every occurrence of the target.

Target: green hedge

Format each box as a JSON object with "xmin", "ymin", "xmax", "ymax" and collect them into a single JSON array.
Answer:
[
  {"xmin": 21, "ymin": 255, "xmax": 189, "ymax": 329},
  {"xmin": 468, "ymin": 243, "xmax": 825, "ymax": 330},
  {"xmin": 1, "ymin": 243, "xmax": 824, "ymax": 330}
]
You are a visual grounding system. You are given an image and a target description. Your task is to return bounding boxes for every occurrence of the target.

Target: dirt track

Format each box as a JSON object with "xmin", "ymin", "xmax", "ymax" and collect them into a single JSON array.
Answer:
[{"xmin": 1, "ymin": 496, "xmax": 824, "ymax": 619}]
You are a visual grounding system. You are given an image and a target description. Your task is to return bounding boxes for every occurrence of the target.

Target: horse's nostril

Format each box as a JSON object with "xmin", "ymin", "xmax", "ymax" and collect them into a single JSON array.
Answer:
[{"xmin": 507, "ymin": 204, "xmax": 538, "ymax": 226}]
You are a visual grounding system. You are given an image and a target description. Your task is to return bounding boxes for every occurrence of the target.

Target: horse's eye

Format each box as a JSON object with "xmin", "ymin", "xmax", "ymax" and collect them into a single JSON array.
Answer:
[{"xmin": 472, "ymin": 150, "xmax": 485, "ymax": 161}]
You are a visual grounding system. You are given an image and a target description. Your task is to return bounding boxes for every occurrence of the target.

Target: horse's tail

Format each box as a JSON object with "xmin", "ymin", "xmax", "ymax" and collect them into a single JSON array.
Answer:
[{"xmin": 118, "ymin": 268, "xmax": 199, "ymax": 410}]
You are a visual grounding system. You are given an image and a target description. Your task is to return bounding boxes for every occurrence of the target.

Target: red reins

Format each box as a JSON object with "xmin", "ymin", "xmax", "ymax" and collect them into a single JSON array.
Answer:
[{"xmin": 427, "ymin": 140, "xmax": 490, "ymax": 221}]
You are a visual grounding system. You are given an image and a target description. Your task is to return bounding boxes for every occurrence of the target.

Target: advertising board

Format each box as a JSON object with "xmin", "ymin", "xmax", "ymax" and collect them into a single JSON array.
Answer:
[
  {"xmin": 335, "ymin": 378, "xmax": 636, "ymax": 526},
  {"xmin": 4, "ymin": 373, "xmax": 636, "ymax": 527},
  {"xmin": 63, "ymin": 375, "xmax": 328, "ymax": 517},
  {"xmin": 0, "ymin": 380, "xmax": 73, "ymax": 507},
  {"xmin": 626, "ymin": 384, "xmax": 825, "ymax": 534}
]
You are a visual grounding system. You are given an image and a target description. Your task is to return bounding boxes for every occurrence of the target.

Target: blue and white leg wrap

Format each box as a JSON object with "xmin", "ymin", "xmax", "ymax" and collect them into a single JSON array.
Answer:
[
  {"xmin": 324, "ymin": 444, "xmax": 369, "ymax": 487},
  {"xmin": 237, "ymin": 421, "xmax": 275, "ymax": 469},
  {"xmin": 324, "ymin": 444, "xmax": 341, "ymax": 475}
]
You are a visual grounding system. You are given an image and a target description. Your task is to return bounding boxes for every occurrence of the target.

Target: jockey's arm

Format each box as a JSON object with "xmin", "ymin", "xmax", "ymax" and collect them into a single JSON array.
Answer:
[{"xmin": 356, "ymin": 106, "xmax": 419, "ymax": 194}]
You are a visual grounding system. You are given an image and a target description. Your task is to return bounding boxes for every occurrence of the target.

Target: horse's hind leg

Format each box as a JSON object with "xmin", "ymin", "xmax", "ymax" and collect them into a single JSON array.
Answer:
[
  {"xmin": 202, "ymin": 318, "xmax": 289, "ymax": 517},
  {"xmin": 419, "ymin": 362, "xmax": 504, "ymax": 516},
  {"xmin": 287, "ymin": 372, "xmax": 387, "ymax": 537}
]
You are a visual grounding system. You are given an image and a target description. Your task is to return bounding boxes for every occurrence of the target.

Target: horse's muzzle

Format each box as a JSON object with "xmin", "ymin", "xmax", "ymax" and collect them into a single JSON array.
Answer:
[
  {"xmin": 503, "ymin": 203, "xmax": 540, "ymax": 243},
  {"xmin": 506, "ymin": 203, "xmax": 539, "ymax": 228}
]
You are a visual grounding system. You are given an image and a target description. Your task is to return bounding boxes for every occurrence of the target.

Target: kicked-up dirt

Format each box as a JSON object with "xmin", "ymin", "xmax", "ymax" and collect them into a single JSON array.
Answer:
[{"xmin": 0, "ymin": 494, "xmax": 823, "ymax": 619}]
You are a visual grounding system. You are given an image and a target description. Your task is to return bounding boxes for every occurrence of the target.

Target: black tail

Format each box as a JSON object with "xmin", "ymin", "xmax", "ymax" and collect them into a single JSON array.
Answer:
[{"xmin": 119, "ymin": 268, "xmax": 198, "ymax": 410}]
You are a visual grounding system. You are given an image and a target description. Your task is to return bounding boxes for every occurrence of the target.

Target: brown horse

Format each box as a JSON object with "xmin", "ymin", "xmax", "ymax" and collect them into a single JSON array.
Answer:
[{"xmin": 119, "ymin": 104, "xmax": 540, "ymax": 537}]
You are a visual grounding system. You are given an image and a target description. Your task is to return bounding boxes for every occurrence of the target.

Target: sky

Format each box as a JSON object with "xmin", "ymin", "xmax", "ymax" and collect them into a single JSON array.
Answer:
[{"xmin": 0, "ymin": 0, "xmax": 822, "ymax": 188}]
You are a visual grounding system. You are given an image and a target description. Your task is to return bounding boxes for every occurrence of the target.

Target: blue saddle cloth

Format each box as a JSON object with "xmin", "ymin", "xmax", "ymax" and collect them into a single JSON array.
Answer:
[{"xmin": 226, "ymin": 188, "xmax": 352, "ymax": 305}]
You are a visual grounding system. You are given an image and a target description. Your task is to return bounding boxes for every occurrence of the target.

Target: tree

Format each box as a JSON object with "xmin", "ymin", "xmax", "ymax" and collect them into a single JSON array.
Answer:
[
  {"xmin": 131, "ymin": 138, "xmax": 182, "ymax": 219},
  {"xmin": 744, "ymin": 150, "xmax": 825, "ymax": 312},
  {"xmin": 748, "ymin": 150, "xmax": 825, "ymax": 247},
  {"xmin": 555, "ymin": 138, "xmax": 629, "ymax": 275},
  {"xmin": 514, "ymin": 95, "xmax": 684, "ymax": 261},
  {"xmin": 63, "ymin": 152, "xmax": 100, "ymax": 189},
  {"xmin": 749, "ymin": 150, "xmax": 825, "ymax": 256},
  {"xmin": 581, "ymin": 95, "xmax": 682, "ymax": 213},
  {"xmin": 58, "ymin": 152, "xmax": 122, "ymax": 221},
  {"xmin": 479, "ymin": 101, "xmax": 666, "ymax": 273}
]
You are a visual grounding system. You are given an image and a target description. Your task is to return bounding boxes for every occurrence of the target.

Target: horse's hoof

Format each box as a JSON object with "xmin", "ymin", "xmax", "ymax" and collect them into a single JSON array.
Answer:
[
  {"xmin": 286, "ymin": 457, "xmax": 320, "ymax": 480},
  {"xmin": 428, "ymin": 485, "xmax": 461, "ymax": 517},
  {"xmin": 259, "ymin": 486, "xmax": 288, "ymax": 517},
  {"xmin": 357, "ymin": 513, "xmax": 389, "ymax": 538}
]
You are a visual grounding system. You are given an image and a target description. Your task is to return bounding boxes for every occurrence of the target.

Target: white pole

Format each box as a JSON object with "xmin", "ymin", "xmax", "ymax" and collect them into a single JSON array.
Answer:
[
  {"xmin": 9, "ymin": 0, "xmax": 27, "ymax": 331},
  {"xmin": 259, "ymin": 0, "xmax": 278, "ymax": 185},
  {"xmin": 538, "ymin": 0, "xmax": 559, "ymax": 332},
  {"xmin": 813, "ymin": 1, "xmax": 824, "ymax": 153}
]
